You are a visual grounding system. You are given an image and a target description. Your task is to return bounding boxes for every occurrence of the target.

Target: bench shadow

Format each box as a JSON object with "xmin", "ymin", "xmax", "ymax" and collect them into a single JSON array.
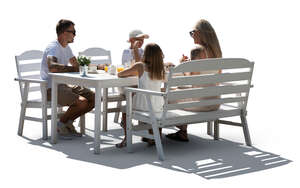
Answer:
[{"xmin": 24, "ymin": 128, "xmax": 291, "ymax": 179}]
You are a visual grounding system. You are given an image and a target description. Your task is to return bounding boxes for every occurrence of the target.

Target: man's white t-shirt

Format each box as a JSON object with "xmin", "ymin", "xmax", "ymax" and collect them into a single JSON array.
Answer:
[
  {"xmin": 121, "ymin": 48, "xmax": 143, "ymax": 65},
  {"xmin": 40, "ymin": 40, "xmax": 74, "ymax": 88}
]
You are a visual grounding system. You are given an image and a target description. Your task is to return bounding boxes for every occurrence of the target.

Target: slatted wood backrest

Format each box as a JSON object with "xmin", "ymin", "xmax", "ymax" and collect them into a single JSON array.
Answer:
[
  {"xmin": 15, "ymin": 50, "xmax": 44, "ymax": 98},
  {"xmin": 79, "ymin": 47, "xmax": 112, "ymax": 65},
  {"xmin": 163, "ymin": 58, "xmax": 254, "ymax": 114}
]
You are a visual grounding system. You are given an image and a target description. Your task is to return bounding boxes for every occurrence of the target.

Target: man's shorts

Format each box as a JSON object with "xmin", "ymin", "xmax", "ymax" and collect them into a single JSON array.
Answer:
[{"xmin": 47, "ymin": 84, "xmax": 95, "ymax": 106}]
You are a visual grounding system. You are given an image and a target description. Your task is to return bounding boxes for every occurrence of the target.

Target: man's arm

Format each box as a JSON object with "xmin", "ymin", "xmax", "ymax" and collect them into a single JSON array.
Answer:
[{"xmin": 47, "ymin": 56, "xmax": 78, "ymax": 73}]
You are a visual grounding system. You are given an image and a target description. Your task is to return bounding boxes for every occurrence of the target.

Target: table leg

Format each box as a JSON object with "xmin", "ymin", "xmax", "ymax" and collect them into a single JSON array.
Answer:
[
  {"xmin": 51, "ymin": 82, "xmax": 58, "ymax": 144},
  {"xmin": 94, "ymin": 85, "xmax": 102, "ymax": 154}
]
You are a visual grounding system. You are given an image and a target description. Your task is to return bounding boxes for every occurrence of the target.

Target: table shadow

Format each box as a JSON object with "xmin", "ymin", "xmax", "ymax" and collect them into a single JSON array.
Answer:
[{"xmin": 24, "ymin": 128, "xmax": 292, "ymax": 179}]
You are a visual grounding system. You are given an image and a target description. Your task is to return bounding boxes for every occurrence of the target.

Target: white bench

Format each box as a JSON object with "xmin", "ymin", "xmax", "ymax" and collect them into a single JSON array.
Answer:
[{"xmin": 125, "ymin": 58, "xmax": 254, "ymax": 161}]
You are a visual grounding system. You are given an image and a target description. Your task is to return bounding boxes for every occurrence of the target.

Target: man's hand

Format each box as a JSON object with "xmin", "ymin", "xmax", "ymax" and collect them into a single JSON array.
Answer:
[{"xmin": 47, "ymin": 56, "xmax": 78, "ymax": 73}]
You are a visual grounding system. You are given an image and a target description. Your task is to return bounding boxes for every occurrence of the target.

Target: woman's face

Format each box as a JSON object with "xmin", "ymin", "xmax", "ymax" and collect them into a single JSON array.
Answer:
[{"xmin": 191, "ymin": 30, "xmax": 202, "ymax": 45}]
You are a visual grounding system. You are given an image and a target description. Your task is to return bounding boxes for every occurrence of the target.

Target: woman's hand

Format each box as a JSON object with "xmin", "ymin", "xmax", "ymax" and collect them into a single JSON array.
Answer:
[{"xmin": 180, "ymin": 54, "xmax": 189, "ymax": 63}]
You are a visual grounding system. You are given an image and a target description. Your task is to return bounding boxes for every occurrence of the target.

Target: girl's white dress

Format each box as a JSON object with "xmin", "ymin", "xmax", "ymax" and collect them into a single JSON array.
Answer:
[{"xmin": 133, "ymin": 71, "xmax": 163, "ymax": 112}]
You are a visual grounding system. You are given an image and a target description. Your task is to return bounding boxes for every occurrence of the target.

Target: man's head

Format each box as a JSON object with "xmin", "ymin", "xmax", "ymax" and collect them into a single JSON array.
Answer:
[
  {"xmin": 128, "ymin": 29, "xmax": 149, "ymax": 48},
  {"xmin": 56, "ymin": 19, "xmax": 76, "ymax": 43}
]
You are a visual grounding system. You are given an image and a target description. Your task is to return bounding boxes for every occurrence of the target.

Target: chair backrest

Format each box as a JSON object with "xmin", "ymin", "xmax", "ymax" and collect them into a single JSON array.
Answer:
[
  {"xmin": 15, "ymin": 50, "xmax": 44, "ymax": 99},
  {"xmin": 163, "ymin": 58, "xmax": 254, "ymax": 116},
  {"xmin": 79, "ymin": 47, "xmax": 112, "ymax": 65}
]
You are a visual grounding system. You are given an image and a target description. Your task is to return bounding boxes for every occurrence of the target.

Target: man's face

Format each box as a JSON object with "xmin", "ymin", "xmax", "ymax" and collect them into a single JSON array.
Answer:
[{"xmin": 64, "ymin": 25, "xmax": 76, "ymax": 43}]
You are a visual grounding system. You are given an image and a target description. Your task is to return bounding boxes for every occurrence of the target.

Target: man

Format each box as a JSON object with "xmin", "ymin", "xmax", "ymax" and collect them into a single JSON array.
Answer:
[
  {"xmin": 40, "ymin": 19, "xmax": 95, "ymax": 139},
  {"xmin": 121, "ymin": 29, "xmax": 149, "ymax": 65}
]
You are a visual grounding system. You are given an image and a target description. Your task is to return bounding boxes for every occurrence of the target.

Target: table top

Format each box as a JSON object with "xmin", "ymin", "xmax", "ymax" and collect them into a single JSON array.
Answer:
[{"xmin": 49, "ymin": 71, "xmax": 138, "ymax": 88}]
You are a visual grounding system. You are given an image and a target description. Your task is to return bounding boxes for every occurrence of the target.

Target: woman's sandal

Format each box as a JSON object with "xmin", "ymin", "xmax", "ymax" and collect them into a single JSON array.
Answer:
[{"xmin": 166, "ymin": 130, "xmax": 189, "ymax": 142}]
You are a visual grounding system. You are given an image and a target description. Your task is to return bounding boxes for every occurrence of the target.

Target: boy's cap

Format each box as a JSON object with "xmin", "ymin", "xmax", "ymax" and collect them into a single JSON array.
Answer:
[{"xmin": 129, "ymin": 29, "xmax": 149, "ymax": 39}]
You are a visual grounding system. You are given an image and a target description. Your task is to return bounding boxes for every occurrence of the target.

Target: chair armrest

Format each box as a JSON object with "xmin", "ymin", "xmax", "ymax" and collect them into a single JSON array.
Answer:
[
  {"xmin": 125, "ymin": 87, "xmax": 165, "ymax": 96},
  {"xmin": 14, "ymin": 78, "xmax": 47, "ymax": 84}
]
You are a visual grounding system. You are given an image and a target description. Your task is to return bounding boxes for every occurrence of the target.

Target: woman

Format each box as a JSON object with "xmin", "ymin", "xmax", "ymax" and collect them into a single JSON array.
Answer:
[{"xmin": 166, "ymin": 19, "xmax": 222, "ymax": 142}]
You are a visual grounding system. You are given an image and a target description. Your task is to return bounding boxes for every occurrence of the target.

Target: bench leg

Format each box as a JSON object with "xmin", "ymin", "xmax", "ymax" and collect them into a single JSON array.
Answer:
[
  {"xmin": 240, "ymin": 111, "xmax": 252, "ymax": 146},
  {"xmin": 213, "ymin": 120, "xmax": 219, "ymax": 140},
  {"xmin": 152, "ymin": 123, "xmax": 165, "ymax": 161},
  {"xmin": 207, "ymin": 121, "xmax": 213, "ymax": 136}
]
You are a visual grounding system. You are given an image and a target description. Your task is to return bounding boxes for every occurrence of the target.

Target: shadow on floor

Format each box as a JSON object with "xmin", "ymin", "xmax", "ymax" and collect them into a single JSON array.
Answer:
[{"xmin": 24, "ymin": 128, "xmax": 291, "ymax": 179}]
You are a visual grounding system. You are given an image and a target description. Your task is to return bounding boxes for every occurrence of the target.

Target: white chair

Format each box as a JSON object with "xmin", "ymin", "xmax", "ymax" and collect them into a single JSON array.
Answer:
[
  {"xmin": 79, "ymin": 47, "xmax": 124, "ymax": 131},
  {"xmin": 15, "ymin": 50, "xmax": 85, "ymax": 140}
]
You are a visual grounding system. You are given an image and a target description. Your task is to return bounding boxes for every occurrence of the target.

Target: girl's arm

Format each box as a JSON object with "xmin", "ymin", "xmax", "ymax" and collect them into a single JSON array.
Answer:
[{"xmin": 117, "ymin": 62, "xmax": 143, "ymax": 78}]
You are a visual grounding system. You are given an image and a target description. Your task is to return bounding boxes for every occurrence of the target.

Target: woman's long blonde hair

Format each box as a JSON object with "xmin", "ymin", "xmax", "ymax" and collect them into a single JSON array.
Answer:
[
  {"xmin": 195, "ymin": 19, "xmax": 222, "ymax": 58},
  {"xmin": 142, "ymin": 43, "xmax": 165, "ymax": 80}
]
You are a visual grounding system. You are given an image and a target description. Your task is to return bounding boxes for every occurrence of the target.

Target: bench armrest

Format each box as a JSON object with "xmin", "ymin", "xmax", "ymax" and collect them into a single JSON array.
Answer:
[
  {"xmin": 125, "ymin": 87, "xmax": 165, "ymax": 97},
  {"xmin": 14, "ymin": 78, "xmax": 47, "ymax": 84}
]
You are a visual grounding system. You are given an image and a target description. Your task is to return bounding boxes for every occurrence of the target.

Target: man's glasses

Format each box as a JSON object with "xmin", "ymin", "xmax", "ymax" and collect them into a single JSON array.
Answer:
[
  {"xmin": 189, "ymin": 30, "xmax": 196, "ymax": 37},
  {"xmin": 66, "ymin": 30, "xmax": 76, "ymax": 35}
]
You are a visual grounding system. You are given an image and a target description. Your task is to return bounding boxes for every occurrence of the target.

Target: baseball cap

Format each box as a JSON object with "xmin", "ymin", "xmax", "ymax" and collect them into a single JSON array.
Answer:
[{"xmin": 129, "ymin": 29, "xmax": 149, "ymax": 39}]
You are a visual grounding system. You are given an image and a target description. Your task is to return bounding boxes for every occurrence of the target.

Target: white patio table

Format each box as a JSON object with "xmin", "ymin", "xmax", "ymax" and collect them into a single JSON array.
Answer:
[{"xmin": 49, "ymin": 71, "xmax": 137, "ymax": 154}]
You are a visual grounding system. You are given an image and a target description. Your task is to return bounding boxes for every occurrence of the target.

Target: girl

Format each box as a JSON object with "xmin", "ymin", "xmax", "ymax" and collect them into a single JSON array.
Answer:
[{"xmin": 116, "ymin": 43, "xmax": 166, "ymax": 148}]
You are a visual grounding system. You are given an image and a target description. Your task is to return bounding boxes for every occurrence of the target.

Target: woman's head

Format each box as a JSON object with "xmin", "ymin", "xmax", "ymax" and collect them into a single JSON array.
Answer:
[
  {"xmin": 190, "ymin": 19, "xmax": 222, "ymax": 58},
  {"xmin": 142, "ymin": 43, "xmax": 165, "ymax": 80}
]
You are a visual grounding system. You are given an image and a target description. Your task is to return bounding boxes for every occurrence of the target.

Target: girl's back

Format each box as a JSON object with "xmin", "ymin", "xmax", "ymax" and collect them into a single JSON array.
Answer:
[{"xmin": 133, "ymin": 66, "xmax": 164, "ymax": 112}]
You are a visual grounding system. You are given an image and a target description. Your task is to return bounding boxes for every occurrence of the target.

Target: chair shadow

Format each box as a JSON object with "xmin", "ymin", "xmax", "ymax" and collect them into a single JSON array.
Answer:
[{"xmin": 24, "ymin": 128, "xmax": 292, "ymax": 179}]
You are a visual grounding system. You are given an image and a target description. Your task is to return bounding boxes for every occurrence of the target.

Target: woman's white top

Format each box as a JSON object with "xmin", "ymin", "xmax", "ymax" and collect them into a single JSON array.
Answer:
[{"xmin": 133, "ymin": 71, "xmax": 163, "ymax": 112}]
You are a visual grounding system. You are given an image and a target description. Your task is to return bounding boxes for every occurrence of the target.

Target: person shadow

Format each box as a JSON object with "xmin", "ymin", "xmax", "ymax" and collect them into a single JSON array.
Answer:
[{"xmin": 24, "ymin": 127, "xmax": 291, "ymax": 179}]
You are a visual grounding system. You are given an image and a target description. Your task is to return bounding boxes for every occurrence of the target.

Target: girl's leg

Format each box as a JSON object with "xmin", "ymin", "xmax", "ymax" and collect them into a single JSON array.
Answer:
[{"xmin": 116, "ymin": 113, "xmax": 127, "ymax": 148}]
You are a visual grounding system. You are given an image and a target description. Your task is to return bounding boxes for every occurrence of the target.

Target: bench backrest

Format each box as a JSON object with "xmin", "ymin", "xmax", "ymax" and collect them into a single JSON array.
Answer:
[
  {"xmin": 79, "ymin": 47, "xmax": 112, "ymax": 65},
  {"xmin": 15, "ymin": 50, "xmax": 44, "ymax": 99},
  {"xmin": 162, "ymin": 58, "xmax": 254, "ymax": 117}
]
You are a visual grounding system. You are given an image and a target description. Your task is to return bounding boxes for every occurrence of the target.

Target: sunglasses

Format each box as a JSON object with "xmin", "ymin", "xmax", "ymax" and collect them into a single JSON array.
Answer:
[
  {"xmin": 189, "ymin": 30, "xmax": 196, "ymax": 37},
  {"xmin": 66, "ymin": 30, "xmax": 76, "ymax": 35}
]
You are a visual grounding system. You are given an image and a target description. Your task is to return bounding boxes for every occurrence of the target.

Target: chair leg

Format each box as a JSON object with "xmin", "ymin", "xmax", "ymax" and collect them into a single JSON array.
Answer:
[
  {"xmin": 41, "ymin": 85, "xmax": 48, "ymax": 140},
  {"xmin": 114, "ymin": 101, "xmax": 122, "ymax": 123},
  {"xmin": 18, "ymin": 103, "xmax": 27, "ymax": 136},
  {"xmin": 214, "ymin": 120, "xmax": 219, "ymax": 140},
  {"xmin": 18, "ymin": 82, "xmax": 29, "ymax": 136},
  {"xmin": 102, "ymin": 88, "xmax": 108, "ymax": 132},
  {"xmin": 207, "ymin": 121, "xmax": 213, "ymax": 136},
  {"xmin": 79, "ymin": 115, "xmax": 85, "ymax": 135},
  {"xmin": 240, "ymin": 111, "xmax": 252, "ymax": 146}
]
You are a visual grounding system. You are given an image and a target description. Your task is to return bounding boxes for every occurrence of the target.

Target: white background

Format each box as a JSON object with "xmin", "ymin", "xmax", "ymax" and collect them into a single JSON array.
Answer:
[{"xmin": 1, "ymin": 0, "xmax": 300, "ymax": 187}]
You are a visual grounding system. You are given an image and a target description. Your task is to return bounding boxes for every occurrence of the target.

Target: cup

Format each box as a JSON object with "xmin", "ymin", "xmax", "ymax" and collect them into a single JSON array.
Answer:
[
  {"xmin": 109, "ymin": 65, "xmax": 116, "ymax": 75},
  {"xmin": 124, "ymin": 61, "xmax": 131, "ymax": 68},
  {"xmin": 88, "ymin": 65, "xmax": 97, "ymax": 72},
  {"xmin": 104, "ymin": 65, "xmax": 109, "ymax": 72},
  {"xmin": 117, "ymin": 65, "xmax": 124, "ymax": 73}
]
